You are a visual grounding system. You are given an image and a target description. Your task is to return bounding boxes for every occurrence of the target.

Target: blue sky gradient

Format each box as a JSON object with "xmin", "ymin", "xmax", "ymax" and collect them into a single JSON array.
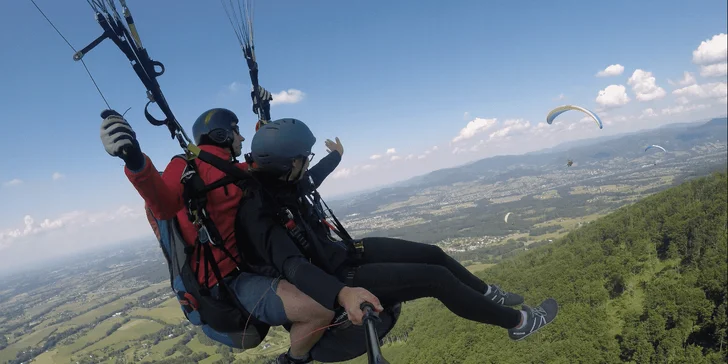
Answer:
[{"xmin": 0, "ymin": 0, "xmax": 726, "ymax": 269}]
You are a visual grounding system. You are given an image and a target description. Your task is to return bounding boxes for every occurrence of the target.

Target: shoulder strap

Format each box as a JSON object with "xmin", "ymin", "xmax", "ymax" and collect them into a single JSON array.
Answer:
[{"xmin": 175, "ymin": 157, "xmax": 246, "ymax": 285}]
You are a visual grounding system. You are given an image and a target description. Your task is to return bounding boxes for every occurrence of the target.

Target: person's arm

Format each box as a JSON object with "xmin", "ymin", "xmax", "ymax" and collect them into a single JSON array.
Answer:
[
  {"xmin": 307, "ymin": 151, "xmax": 341, "ymax": 188},
  {"xmin": 239, "ymin": 188, "xmax": 345, "ymax": 310},
  {"xmin": 124, "ymin": 155, "xmax": 187, "ymax": 220}
]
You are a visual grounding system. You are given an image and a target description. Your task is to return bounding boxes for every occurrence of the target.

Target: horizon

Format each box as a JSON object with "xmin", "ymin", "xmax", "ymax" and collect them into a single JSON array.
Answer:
[
  {"xmin": 327, "ymin": 115, "xmax": 727, "ymax": 201},
  {"xmin": 1, "ymin": 0, "xmax": 726, "ymax": 270}
]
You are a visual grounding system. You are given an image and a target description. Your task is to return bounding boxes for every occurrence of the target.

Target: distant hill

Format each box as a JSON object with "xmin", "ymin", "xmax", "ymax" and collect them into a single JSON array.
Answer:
[
  {"xmin": 331, "ymin": 117, "xmax": 727, "ymax": 213},
  {"xmin": 346, "ymin": 172, "xmax": 728, "ymax": 364}
]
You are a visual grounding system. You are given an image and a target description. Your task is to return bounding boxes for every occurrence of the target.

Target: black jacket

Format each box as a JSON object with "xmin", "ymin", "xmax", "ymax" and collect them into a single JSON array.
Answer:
[{"xmin": 236, "ymin": 152, "xmax": 352, "ymax": 310}]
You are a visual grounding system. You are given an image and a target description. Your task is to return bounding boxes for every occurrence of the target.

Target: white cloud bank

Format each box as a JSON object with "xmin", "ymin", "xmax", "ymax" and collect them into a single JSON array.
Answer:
[
  {"xmin": 628, "ymin": 69, "xmax": 666, "ymax": 102},
  {"xmin": 3, "ymin": 179, "xmax": 23, "ymax": 187},
  {"xmin": 452, "ymin": 118, "xmax": 498, "ymax": 142},
  {"xmin": 271, "ymin": 89, "xmax": 306, "ymax": 105},
  {"xmin": 692, "ymin": 33, "xmax": 727, "ymax": 65},
  {"xmin": 596, "ymin": 85, "xmax": 630, "ymax": 107},
  {"xmin": 596, "ymin": 64, "xmax": 625, "ymax": 77},
  {"xmin": 0, "ymin": 205, "xmax": 152, "ymax": 271},
  {"xmin": 669, "ymin": 72, "xmax": 697, "ymax": 87}
]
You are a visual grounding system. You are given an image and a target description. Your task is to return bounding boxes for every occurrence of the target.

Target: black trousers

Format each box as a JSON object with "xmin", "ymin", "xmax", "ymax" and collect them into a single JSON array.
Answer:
[{"xmin": 350, "ymin": 237, "xmax": 521, "ymax": 329}]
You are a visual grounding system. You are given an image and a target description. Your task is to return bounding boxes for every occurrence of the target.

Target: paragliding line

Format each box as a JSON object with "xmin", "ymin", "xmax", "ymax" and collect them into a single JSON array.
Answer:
[
  {"xmin": 29, "ymin": 0, "xmax": 111, "ymax": 109},
  {"xmin": 221, "ymin": 0, "xmax": 271, "ymax": 128}
]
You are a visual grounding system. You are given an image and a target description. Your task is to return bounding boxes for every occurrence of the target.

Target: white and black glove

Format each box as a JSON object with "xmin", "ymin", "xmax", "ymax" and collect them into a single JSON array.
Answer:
[
  {"xmin": 252, "ymin": 85, "xmax": 273, "ymax": 118},
  {"xmin": 100, "ymin": 109, "xmax": 144, "ymax": 170},
  {"xmin": 255, "ymin": 85, "xmax": 273, "ymax": 103}
]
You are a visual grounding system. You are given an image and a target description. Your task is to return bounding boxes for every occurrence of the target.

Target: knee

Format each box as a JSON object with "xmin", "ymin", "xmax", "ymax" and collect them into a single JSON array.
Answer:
[
  {"xmin": 298, "ymin": 300, "xmax": 333, "ymax": 326},
  {"xmin": 423, "ymin": 243, "xmax": 448, "ymax": 262},
  {"xmin": 311, "ymin": 304, "xmax": 335, "ymax": 325},
  {"xmin": 277, "ymin": 280, "xmax": 334, "ymax": 324},
  {"xmin": 427, "ymin": 266, "xmax": 456, "ymax": 291}
]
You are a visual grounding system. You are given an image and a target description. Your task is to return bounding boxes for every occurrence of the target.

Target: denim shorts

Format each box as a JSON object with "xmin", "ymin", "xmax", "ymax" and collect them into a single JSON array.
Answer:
[{"xmin": 223, "ymin": 272, "xmax": 289, "ymax": 326}]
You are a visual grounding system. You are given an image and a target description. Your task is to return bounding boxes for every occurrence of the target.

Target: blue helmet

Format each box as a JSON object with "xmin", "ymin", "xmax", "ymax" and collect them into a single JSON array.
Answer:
[
  {"xmin": 250, "ymin": 118, "xmax": 316, "ymax": 175},
  {"xmin": 192, "ymin": 108, "xmax": 240, "ymax": 146}
]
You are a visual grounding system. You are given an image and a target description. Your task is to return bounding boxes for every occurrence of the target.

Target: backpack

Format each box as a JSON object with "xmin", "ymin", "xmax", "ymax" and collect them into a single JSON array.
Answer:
[{"xmin": 144, "ymin": 162, "xmax": 270, "ymax": 349}]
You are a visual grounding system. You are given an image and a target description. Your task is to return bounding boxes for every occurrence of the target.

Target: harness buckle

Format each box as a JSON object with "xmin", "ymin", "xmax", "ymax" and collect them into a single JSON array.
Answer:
[
  {"xmin": 353, "ymin": 239, "xmax": 364, "ymax": 253},
  {"xmin": 198, "ymin": 225, "xmax": 214, "ymax": 245}
]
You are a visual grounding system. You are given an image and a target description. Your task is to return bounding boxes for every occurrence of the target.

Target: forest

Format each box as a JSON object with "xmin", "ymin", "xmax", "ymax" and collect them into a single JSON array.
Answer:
[{"xmin": 343, "ymin": 171, "xmax": 727, "ymax": 363}]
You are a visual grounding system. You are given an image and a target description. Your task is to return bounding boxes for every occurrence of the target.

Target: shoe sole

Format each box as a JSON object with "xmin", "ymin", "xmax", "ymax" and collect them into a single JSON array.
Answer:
[
  {"xmin": 510, "ymin": 318, "xmax": 554, "ymax": 341},
  {"xmin": 510, "ymin": 302, "xmax": 559, "ymax": 342}
]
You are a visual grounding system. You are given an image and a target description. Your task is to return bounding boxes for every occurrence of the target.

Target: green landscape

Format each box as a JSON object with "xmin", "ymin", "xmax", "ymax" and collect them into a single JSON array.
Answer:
[
  {"xmin": 342, "ymin": 171, "xmax": 727, "ymax": 364},
  {"xmin": 1, "ymin": 118, "xmax": 726, "ymax": 364},
  {"xmin": 1, "ymin": 170, "xmax": 725, "ymax": 363},
  {"xmin": 2, "ymin": 0, "xmax": 727, "ymax": 362}
]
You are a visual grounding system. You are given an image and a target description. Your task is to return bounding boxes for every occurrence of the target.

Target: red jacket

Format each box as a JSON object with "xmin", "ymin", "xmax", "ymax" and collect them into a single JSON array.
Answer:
[{"xmin": 125, "ymin": 145, "xmax": 246, "ymax": 287}]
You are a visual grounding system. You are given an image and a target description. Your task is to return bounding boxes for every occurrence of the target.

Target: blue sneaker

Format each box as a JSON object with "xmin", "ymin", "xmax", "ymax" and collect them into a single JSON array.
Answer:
[
  {"xmin": 484, "ymin": 284, "xmax": 525, "ymax": 306},
  {"xmin": 508, "ymin": 298, "xmax": 559, "ymax": 341}
]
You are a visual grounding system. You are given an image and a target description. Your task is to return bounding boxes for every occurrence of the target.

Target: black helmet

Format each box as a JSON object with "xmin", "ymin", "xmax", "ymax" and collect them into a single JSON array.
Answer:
[
  {"xmin": 250, "ymin": 118, "xmax": 316, "ymax": 175},
  {"xmin": 192, "ymin": 108, "xmax": 240, "ymax": 146}
]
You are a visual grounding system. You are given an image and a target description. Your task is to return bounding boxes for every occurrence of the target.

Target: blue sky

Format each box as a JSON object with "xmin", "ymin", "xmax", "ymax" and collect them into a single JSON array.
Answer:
[{"xmin": 0, "ymin": 0, "xmax": 726, "ymax": 270}]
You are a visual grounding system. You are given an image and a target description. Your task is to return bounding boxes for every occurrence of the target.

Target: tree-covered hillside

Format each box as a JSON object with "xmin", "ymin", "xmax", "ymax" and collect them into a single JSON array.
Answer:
[{"xmin": 346, "ymin": 172, "xmax": 727, "ymax": 364}]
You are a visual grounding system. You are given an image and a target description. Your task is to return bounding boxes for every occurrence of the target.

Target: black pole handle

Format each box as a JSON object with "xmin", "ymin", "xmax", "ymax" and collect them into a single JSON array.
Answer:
[{"xmin": 361, "ymin": 302, "xmax": 389, "ymax": 364}]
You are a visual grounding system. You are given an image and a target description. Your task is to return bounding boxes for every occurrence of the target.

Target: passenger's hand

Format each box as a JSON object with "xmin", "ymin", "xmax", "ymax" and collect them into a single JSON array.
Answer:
[
  {"xmin": 325, "ymin": 137, "xmax": 344, "ymax": 157},
  {"xmin": 336, "ymin": 286, "xmax": 382, "ymax": 325}
]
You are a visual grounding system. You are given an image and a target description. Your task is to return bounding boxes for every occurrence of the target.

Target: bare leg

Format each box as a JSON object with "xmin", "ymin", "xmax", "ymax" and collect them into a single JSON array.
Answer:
[{"xmin": 276, "ymin": 280, "xmax": 334, "ymax": 357}]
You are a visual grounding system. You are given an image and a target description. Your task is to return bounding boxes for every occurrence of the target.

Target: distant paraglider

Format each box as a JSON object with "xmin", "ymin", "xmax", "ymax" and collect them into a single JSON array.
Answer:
[
  {"xmin": 644, "ymin": 145, "xmax": 667, "ymax": 153},
  {"xmin": 504, "ymin": 212, "xmax": 513, "ymax": 224},
  {"xmin": 546, "ymin": 105, "xmax": 604, "ymax": 129},
  {"xmin": 566, "ymin": 159, "xmax": 574, "ymax": 167},
  {"xmin": 645, "ymin": 144, "xmax": 667, "ymax": 166}
]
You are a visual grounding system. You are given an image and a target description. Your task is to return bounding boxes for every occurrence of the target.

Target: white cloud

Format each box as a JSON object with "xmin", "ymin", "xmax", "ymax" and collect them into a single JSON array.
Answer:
[
  {"xmin": 417, "ymin": 155, "xmax": 427, "ymax": 159},
  {"xmin": 270, "ymin": 89, "xmax": 306, "ymax": 105},
  {"xmin": 451, "ymin": 147, "xmax": 467, "ymax": 154},
  {"xmin": 554, "ymin": 93, "xmax": 566, "ymax": 101},
  {"xmin": 668, "ymin": 71, "xmax": 696, "ymax": 87},
  {"xmin": 452, "ymin": 117, "xmax": 498, "ymax": 142},
  {"xmin": 463, "ymin": 112, "xmax": 471, "ymax": 121},
  {"xmin": 3, "ymin": 179, "xmax": 22, "ymax": 187},
  {"xmin": 596, "ymin": 85, "xmax": 630, "ymax": 107},
  {"xmin": 386, "ymin": 148, "xmax": 397, "ymax": 155},
  {"xmin": 52, "ymin": 172, "xmax": 65, "ymax": 181},
  {"xmin": 699, "ymin": 63, "xmax": 728, "ymax": 78},
  {"xmin": 390, "ymin": 155, "xmax": 401, "ymax": 161},
  {"xmin": 369, "ymin": 154, "xmax": 382, "ymax": 160},
  {"xmin": 469, "ymin": 140, "xmax": 486, "ymax": 152},
  {"xmin": 639, "ymin": 108, "xmax": 658, "ymax": 119},
  {"xmin": 627, "ymin": 69, "xmax": 666, "ymax": 102},
  {"xmin": 596, "ymin": 64, "xmax": 625, "ymax": 77},
  {"xmin": 661, "ymin": 103, "xmax": 709, "ymax": 115},
  {"xmin": 488, "ymin": 119, "xmax": 531, "ymax": 141},
  {"xmin": 692, "ymin": 33, "xmax": 727, "ymax": 65},
  {"xmin": 0, "ymin": 215, "xmax": 61, "ymax": 241},
  {"xmin": 405, "ymin": 154, "xmax": 415, "ymax": 160},
  {"xmin": 0, "ymin": 206, "xmax": 151, "ymax": 271},
  {"xmin": 361, "ymin": 164, "xmax": 376, "ymax": 171},
  {"xmin": 672, "ymin": 82, "xmax": 727, "ymax": 100},
  {"xmin": 676, "ymin": 96, "xmax": 690, "ymax": 105},
  {"xmin": 332, "ymin": 168, "xmax": 352, "ymax": 179},
  {"xmin": 227, "ymin": 81, "xmax": 244, "ymax": 93},
  {"xmin": 0, "ymin": 205, "xmax": 145, "ymax": 246}
]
